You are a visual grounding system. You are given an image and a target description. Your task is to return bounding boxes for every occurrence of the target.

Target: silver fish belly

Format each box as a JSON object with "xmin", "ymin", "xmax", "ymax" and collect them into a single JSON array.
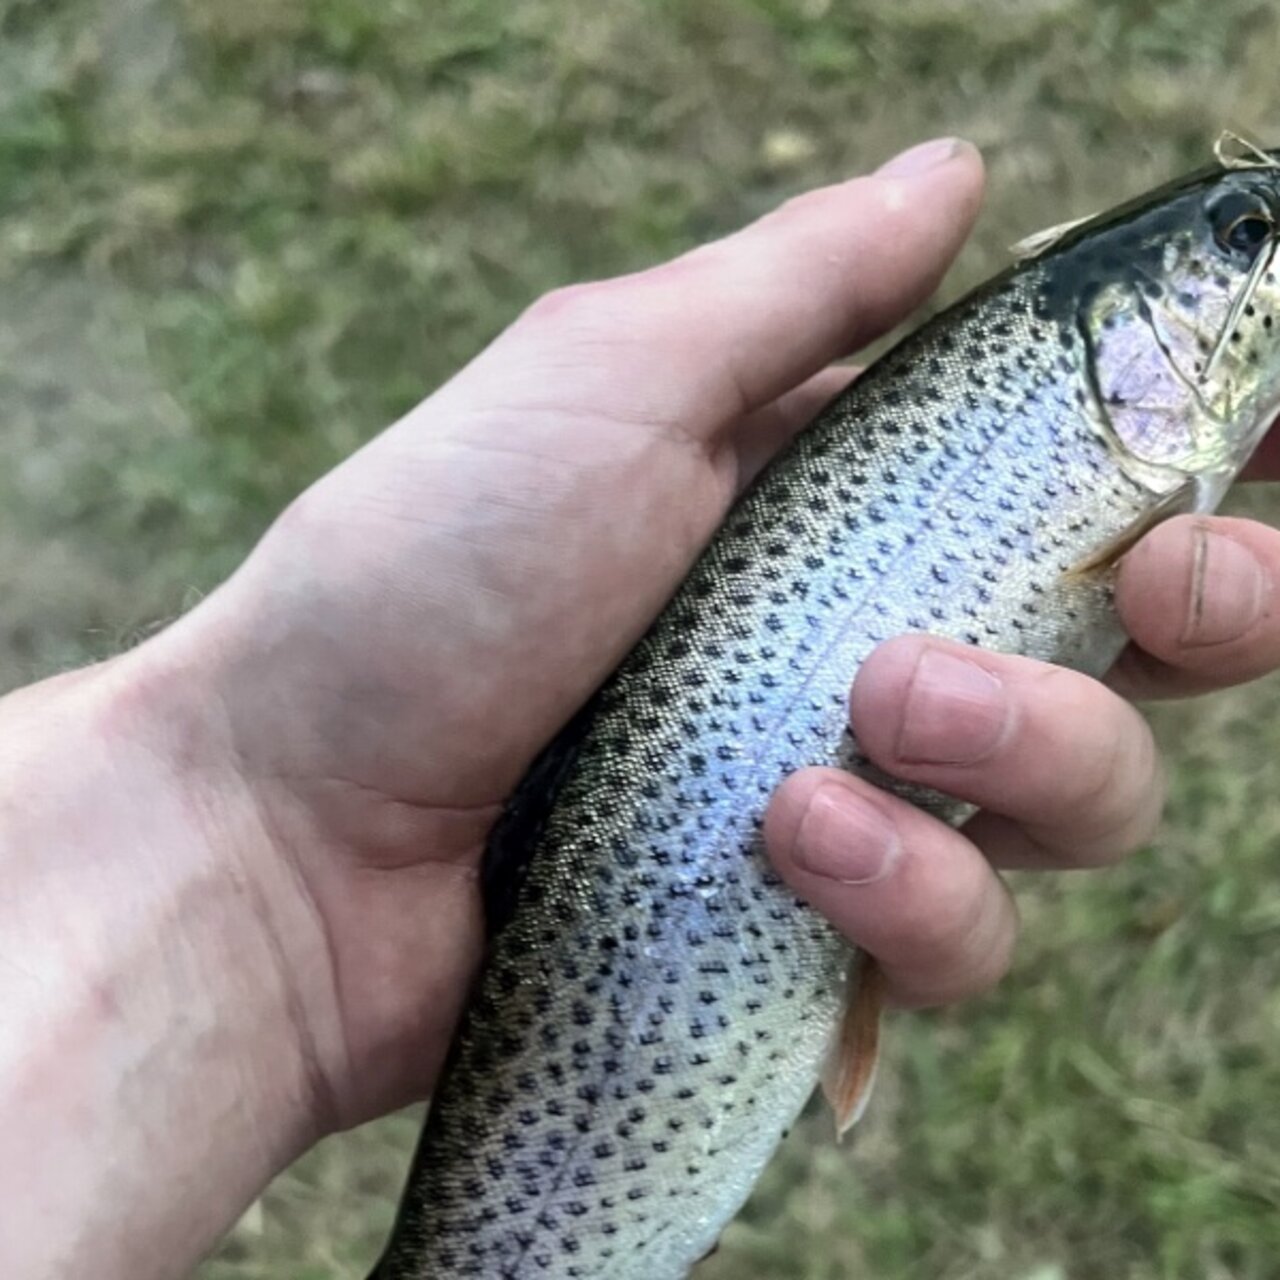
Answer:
[{"xmin": 373, "ymin": 154, "xmax": 1280, "ymax": 1280}]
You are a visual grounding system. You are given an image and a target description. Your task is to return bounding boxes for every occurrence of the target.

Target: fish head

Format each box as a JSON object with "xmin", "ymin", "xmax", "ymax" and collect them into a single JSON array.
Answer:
[{"xmin": 1045, "ymin": 153, "xmax": 1280, "ymax": 505}]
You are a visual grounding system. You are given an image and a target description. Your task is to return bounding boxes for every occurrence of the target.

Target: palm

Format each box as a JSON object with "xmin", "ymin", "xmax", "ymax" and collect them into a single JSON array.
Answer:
[{"xmin": 205, "ymin": 340, "xmax": 846, "ymax": 1120}]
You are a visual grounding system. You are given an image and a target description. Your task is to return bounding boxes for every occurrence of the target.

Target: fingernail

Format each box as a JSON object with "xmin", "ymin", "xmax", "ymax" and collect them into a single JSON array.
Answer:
[
  {"xmin": 793, "ymin": 784, "xmax": 900, "ymax": 885},
  {"xmin": 1182, "ymin": 527, "xmax": 1268, "ymax": 646},
  {"xmin": 897, "ymin": 647, "xmax": 1009, "ymax": 765},
  {"xmin": 876, "ymin": 137, "xmax": 962, "ymax": 178}
]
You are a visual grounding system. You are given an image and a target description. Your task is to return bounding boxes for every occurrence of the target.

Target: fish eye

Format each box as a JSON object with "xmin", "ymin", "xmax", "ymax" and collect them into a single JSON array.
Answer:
[{"xmin": 1208, "ymin": 189, "xmax": 1275, "ymax": 259}]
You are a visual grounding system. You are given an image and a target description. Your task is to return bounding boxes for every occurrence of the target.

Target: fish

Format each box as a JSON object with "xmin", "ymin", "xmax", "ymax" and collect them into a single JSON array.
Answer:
[{"xmin": 370, "ymin": 143, "xmax": 1280, "ymax": 1280}]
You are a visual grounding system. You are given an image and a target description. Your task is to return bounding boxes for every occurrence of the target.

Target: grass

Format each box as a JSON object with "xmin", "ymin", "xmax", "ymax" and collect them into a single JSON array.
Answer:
[{"xmin": 5, "ymin": 0, "xmax": 1280, "ymax": 1275}]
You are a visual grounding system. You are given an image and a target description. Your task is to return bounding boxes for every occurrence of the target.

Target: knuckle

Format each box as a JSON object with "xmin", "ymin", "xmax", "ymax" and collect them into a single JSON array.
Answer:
[
  {"xmin": 1025, "ymin": 723, "xmax": 1163, "ymax": 869},
  {"xmin": 267, "ymin": 482, "xmax": 338, "ymax": 549},
  {"xmin": 1078, "ymin": 718, "xmax": 1160, "ymax": 847},
  {"xmin": 1067, "ymin": 733, "xmax": 1129, "ymax": 828},
  {"xmin": 895, "ymin": 884, "xmax": 1017, "ymax": 1007},
  {"xmin": 960, "ymin": 927, "xmax": 1017, "ymax": 1001},
  {"xmin": 1110, "ymin": 743, "xmax": 1167, "ymax": 854},
  {"xmin": 914, "ymin": 877, "xmax": 994, "ymax": 970},
  {"xmin": 1032, "ymin": 674, "xmax": 1156, "ymax": 847},
  {"xmin": 516, "ymin": 278, "xmax": 662, "ymax": 363},
  {"xmin": 771, "ymin": 182, "xmax": 848, "ymax": 225},
  {"xmin": 519, "ymin": 282, "xmax": 604, "ymax": 330}
]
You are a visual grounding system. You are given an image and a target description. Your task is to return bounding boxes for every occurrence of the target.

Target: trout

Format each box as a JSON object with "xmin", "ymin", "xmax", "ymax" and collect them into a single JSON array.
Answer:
[{"xmin": 372, "ymin": 142, "xmax": 1280, "ymax": 1279}]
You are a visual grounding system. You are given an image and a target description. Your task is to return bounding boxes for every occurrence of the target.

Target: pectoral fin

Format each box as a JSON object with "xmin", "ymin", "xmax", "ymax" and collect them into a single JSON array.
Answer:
[
  {"xmin": 822, "ymin": 953, "xmax": 885, "ymax": 1141},
  {"xmin": 1062, "ymin": 478, "xmax": 1198, "ymax": 579}
]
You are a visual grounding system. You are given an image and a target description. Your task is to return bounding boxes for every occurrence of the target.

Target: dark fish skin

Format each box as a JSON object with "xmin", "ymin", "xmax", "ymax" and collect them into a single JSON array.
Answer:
[{"xmin": 372, "ymin": 158, "xmax": 1280, "ymax": 1280}]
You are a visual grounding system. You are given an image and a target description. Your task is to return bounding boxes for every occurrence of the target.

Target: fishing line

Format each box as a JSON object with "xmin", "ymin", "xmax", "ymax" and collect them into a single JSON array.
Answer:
[
  {"xmin": 1214, "ymin": 128, "xmax": 1280, "ymax": 173},
  {"xmin": 1203, "ymin": 233, "xmax": 1277, "ymax": 382}
]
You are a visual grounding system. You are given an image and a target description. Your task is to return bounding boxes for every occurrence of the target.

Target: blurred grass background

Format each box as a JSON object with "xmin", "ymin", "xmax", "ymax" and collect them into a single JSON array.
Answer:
[{"xmin": 4, "ymin": 0, "xmax": 1280, "ymax": 1276}]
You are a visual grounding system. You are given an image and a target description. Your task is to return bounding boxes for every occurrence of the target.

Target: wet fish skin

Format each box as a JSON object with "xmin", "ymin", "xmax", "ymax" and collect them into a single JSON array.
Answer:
[{"xmin": 373, "ymin": 156, "xmax": 1280, "ymax": 1280}]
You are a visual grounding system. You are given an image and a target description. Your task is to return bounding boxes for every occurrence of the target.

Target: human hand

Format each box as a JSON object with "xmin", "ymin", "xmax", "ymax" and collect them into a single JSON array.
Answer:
[
  {"xmin": 766, "ymin": 510, "xmax": 1280, "ymax": 1008},
  {"xmin": 10, "ymin": 133, "xmax": 1280, "ymax": 1280},
  {"xmin": 6, "ymin": 137, "xmax": 1008, "ymax": 1280},
  {"xmin": 146, "ymin": 136, "xmax": 989, "ymax": 1129},
  {"xmin": 137, "ymin": 134, "xmax": 1280, "ymax": 1132}
]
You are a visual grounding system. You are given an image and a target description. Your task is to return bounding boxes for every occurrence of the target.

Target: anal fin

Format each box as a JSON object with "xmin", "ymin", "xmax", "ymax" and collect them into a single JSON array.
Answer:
[{"xmin": 822, "ymin": 952, "xmax": 885, "ymax": 1141}]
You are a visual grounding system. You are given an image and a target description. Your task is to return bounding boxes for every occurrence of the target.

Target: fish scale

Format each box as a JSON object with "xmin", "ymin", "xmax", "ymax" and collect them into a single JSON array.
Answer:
[{"xmin": 373, "ymin": 154, "xmax": 1280, "ymax": 1280}]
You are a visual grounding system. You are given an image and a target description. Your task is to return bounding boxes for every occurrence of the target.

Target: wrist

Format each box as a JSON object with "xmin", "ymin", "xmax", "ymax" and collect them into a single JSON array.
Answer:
[
  {"xmin": 161, "ymin": 561, "xmax": 490, "ymax": 1124},
  {"xmin": 0, "ymin": 641, "xmax": 335, "ymax": 1278}
]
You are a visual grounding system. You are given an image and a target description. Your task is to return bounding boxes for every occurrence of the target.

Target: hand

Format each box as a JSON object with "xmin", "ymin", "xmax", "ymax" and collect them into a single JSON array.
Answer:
[
  {"xmin": 765, "ymin": 511, "xmax": 1280, "ymax": 1009},
  {"xmin": 4, "ymin": 136, "xmax": 996, "ymax": 1280},
  {"xmin": 147, "ymin": 136, "xmax": 986, "ymax": 1128},
  {"xmin": 9, "ymin": 131, "xmax": 1280, "ymax": 1280}
]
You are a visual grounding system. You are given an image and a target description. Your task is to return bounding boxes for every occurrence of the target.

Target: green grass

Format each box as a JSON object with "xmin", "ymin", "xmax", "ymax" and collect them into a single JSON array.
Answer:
[{"xmin": 5, "ymin": 0, "xmax": 1280, "ymax": 1275}]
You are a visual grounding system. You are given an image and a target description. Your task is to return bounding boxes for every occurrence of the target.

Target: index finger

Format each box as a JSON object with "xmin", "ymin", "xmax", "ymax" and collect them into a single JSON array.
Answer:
[{"xmin": 443, "ymin": 138, "xmax": 986, "ymax": 444}]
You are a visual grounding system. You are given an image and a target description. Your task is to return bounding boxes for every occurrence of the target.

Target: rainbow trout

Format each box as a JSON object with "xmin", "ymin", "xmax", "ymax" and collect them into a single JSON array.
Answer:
[{"xmin": 372, "ymin": 144, "xmax": 1280, "ymax": 1279}]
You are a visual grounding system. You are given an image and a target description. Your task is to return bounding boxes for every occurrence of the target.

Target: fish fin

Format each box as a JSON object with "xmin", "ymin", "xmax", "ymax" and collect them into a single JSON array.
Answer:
[
  {"xmin": 1009, "ymin": 212, "xmax": 1098, "ymax": 261},
  {"xmin": 1062, "ymin": 478, "xmax": 1198, "ymax": 580},
  {"xmin": 822, "ymin": 953, "xmax": 886, "ymax": 1141}
]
